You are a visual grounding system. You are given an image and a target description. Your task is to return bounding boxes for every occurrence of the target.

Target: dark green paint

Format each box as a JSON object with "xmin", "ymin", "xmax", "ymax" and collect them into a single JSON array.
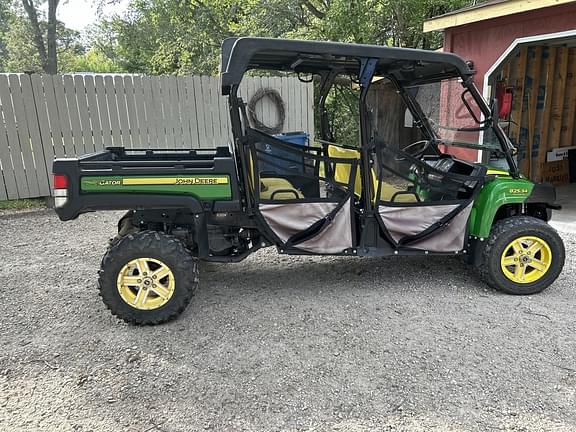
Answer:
[{"xmin": 81, "ymin": 175, "xmax": 232, "ymax": 200}]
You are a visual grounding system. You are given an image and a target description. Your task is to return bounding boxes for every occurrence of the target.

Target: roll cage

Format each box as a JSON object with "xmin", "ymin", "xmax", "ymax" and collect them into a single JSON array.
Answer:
[
  {"xmin": 221, "ymin": 37, "xmax": 519, "ymax": 177},
  {"xmin": 220, "ymin": 37, "xmax": 519, "ymax": 256}
]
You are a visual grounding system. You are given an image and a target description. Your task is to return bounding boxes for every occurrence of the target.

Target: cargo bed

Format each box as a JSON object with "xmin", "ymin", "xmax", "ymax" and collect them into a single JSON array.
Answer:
[{"xmin": 52, "ymin": 147, "xmax": 241, "ymax": 221}]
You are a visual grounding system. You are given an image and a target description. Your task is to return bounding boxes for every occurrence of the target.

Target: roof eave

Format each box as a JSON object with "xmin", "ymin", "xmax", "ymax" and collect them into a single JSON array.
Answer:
[{"xmin": 424, "ymin": 0, "xmax": 576, "ymax": 33}]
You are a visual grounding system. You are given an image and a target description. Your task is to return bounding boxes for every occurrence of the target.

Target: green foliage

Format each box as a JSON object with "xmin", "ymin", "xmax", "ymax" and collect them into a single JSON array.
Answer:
[
  {"xmin": 0, "ymin": 0, "xmax": 11, "ymax": 70},
  {"xmin": 0, "ymin": 3, "xmax": 85, "ymax": 73},
  {"xmin": 324, "ymin": 82, "xmax": 361, "ymax": 147},
  {"xmin": 94, "ymin": 0, "xmax": 305, "ymax": 75},
  {"xmin": 61, "ymin": 48, "xmax": 126, "ymax": 73},
  {"xmin": 95, "ymin": 0, "xmax": 479, "ymax": 77},
  {"xmin": 1, "ymin": 0, "xmax": 486, "ymax": 75},
  {"xmin": 0, "ymin": 198, "xmax": 44, "ymax": 210},
  {"xmin": 2, "ymin": 12, "xmax": 42, "ymax": 72}
]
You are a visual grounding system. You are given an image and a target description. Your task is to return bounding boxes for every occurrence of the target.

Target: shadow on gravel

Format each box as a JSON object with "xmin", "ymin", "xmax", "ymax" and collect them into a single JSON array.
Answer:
[{"xmin": 199, "ymin": 253, "xmax": 490, "ymax": 297}]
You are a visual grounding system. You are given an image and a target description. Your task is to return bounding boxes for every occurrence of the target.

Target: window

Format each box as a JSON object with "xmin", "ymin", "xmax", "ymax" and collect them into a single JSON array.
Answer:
[
  {"xmin": 323, "ymin": 79, "xmax": 361, "ymax": 147},
  {"xmin": 410, "ymin": 78, "xmax": 502, "ymax": 152}
]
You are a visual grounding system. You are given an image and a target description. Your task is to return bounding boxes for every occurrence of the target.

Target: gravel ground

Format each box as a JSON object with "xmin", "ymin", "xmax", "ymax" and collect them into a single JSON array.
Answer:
[{"xmin": 1, "ymin": 209, "xmax": 575, "ymax": 432}]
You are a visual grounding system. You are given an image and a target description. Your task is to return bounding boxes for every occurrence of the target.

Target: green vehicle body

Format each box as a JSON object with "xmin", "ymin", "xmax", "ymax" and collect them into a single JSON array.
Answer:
[
  {"xmin": 469, "ymin": 175, "xmax": 535, "ymax": 238},
  {"xmin": 407, "ymin": 169, "xmax": 537, "ymax": 239},
  {"xmin": 80, "ymin": 170, "xmax": 540, "ymax": 241}
]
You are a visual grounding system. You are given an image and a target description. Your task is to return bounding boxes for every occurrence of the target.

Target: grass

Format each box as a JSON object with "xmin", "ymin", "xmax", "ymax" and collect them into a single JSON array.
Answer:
[{"xmin": 0, "ymin": 198, "xmax": 45, "ymax": 210}]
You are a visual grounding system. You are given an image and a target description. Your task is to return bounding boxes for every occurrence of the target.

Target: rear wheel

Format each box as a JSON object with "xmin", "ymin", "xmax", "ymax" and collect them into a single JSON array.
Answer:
[
  {"xmin": 481, "ymin": 216, "xmax": 564, "ymax": 295},
  {"xmin": 98, "ymin": 231, "xmax": 198, "ymax": 325}
]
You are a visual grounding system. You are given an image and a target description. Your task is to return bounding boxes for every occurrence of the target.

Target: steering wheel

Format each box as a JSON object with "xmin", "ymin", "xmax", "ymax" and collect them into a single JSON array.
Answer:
[{"xmin": 395, "ymin": 140, "xmax": 430, "ymax": 161}]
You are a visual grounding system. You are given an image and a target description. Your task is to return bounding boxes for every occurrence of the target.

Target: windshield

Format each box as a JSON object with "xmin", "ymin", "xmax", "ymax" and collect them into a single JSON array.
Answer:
[{"xmin": 409, "ymin": 78, "xmax": 502, "ymax": 152}]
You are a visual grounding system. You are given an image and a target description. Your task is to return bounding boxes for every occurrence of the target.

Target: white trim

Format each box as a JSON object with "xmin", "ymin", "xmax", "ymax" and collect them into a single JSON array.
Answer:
[
  {"xmin": 479, "ymin": 29, "xmax": 576, "ymax": 163},
  {"xmin": 423, "ymin": 0, "xmax": 576, "ymax": 33},
  {"xmin": 483, "ymin": 29, "xmax": 576, "ymax": 93}
]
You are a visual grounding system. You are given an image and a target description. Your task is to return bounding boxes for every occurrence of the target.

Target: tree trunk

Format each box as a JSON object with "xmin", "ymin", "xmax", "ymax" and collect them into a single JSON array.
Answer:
[
  {"xmin": 21, "ymin": 0, "xmax": 48, "ymax": 72},
  {"xmin": 46, "ymin": 0, "xmax": 59, "ymax": 74},
  {"xmin": 301, "ymin": 0, "xmax": 326, "ymax": 19},
  {"xmin": 21, "ymin": 0, "xmax": 59, "ymax": 74}
]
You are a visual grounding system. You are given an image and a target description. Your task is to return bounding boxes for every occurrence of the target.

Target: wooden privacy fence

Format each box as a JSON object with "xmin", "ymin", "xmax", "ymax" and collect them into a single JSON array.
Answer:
[{"xmin": 0, "ymin": 74, "xmax": 314, "ymax": 200}]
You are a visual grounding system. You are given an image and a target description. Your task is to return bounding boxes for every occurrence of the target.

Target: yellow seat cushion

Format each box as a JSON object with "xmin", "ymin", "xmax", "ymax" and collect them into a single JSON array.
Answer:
[
  {"xmin": 260, "ymin": 177, "xmax": 304, "ymax": 200},
  {"xmin": 327, "ymin": 144, "xmax": 418, "ymax": 203},
  {"xmin": 327, "ymin": 145, "xmax": 363, "ymax": 197},
  {"xmin": 247, "ymin": 149, "xmax": 303, "ymax": 200},
  {"xmin": 377, "ymin": 181, "xmax": 418, "ymax": 203}
]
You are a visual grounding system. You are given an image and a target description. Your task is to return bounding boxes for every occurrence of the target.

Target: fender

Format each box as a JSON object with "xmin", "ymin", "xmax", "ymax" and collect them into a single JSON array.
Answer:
[{"xmin": 468, "ymin": 177, "xmax": 535, "ymax": 238}]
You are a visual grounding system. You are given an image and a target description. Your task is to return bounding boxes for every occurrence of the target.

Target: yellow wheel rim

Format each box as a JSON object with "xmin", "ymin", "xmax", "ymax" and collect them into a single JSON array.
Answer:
[
  {"xmin": 500, "ymin": 236, "xmax": 552, "ymax": 284},
  {"xmin": 117, "ymin": 258, "xmax": 175, "ymax": 310}
]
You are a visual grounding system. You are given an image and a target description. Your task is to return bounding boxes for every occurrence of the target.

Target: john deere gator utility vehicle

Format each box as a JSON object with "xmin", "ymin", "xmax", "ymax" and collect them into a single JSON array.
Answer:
[{"xmin": 53, "ymin": 38, "xmax": 565, "ymax": 325}]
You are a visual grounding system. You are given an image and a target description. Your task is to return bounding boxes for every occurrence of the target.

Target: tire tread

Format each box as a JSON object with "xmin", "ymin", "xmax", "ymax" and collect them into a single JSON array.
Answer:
[
  {"xmin": 98, "ymin": 230, "xmax": 198, "ymax": 325},
  {"xmin": 481, "ymin": 216, "xmax": 564, "ymax": 294}
]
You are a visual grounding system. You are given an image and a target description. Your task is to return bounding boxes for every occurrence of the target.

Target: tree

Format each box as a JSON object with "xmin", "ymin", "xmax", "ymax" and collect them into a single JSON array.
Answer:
[
  {"xmin": 3, "ymin": 12, "xmax": 43, "ymax": 72},
  {"xmin": 95, "ymin": 0, "xmax": 248, "ymax": 75},
  {"xmin": 95, "ymin": 0, "xmax": 481, "ymax": 76},
  {"xmin": 1, "ymin": 6, "xmax": 85, "ymax": 73},
  {"xmin": 0, "ymin": 0, "xmax": 11, "ymax": 70},
  {"xmin": 20, "ymin": 0, "xmax": 60, "ymax": 73},
  {"xmin": 63, "ymin": 47, "xmax": 126, "ymax": 73}
]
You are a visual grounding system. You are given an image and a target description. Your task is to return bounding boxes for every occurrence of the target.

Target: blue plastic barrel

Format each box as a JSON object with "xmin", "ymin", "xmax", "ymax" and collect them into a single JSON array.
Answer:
[
  {"xmin": 257, "ymin": 131, "xmax": 309, "ymax": 174},
  {"xmin": 274, "ymin": 132, "xmax": 309, "ymax": 146}
]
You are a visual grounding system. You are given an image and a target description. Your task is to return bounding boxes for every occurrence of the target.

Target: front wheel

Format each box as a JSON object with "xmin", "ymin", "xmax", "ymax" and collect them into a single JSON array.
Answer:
[
  {"xmin": 98, "ymin": 231, "xmax": 198, "ymax": 325},
  {"xmin": 481, "ymin": 216, "xmax": 565, "ymax": 295}
]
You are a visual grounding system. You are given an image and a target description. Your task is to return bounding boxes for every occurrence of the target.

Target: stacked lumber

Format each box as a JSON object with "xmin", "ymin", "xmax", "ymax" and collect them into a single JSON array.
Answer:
[{"xmin": 505, "ymin": 45, "xmax": 576, "ymax": 184}]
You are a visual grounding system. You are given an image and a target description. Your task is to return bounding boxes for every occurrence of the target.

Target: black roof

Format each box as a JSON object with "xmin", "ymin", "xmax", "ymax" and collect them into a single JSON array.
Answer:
[{"xmin": 220, "ymin": 37, "xmax": 473, "ymax": 94}]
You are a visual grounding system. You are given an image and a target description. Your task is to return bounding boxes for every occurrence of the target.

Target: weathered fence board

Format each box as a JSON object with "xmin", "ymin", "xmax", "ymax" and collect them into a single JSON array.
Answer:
[
  {"xmin": 0, "ymin": 74, "xmax": 313, "ymax": 199},
  {"xmin": 94, "ymin": 75, "xmax": 112, "ymax": 147},
  {"xmin": 132, "ymin": 76, "xmax": 148, "ymax": 148},
  {"xmin": 21, "ymin": 75, "xmax": 50, "ymax": 196},
  {"xmin": 124, "ymin": 76, "xmax": 138, "ymax": 149},
  {"xmin": 74, "ymin": 75, "xmax": 94, "ymax": 154},
  {"xmin": 31, "ymin": 74, "xmax": 56, "ymax": 190},
  {"xmin": 0, "ymin": 75, "xmax": 30, "ymax": 198},
  {"xmin": 64, "ymin": 75, "xmax": 84, "ymax": 156},
  {"xmin": 10, "ymin": 74, "xmax": 41, "ymax": 197},
  {"xmin": 0, "ymin": 122, "xmax": 13, "ymax": 199},
  {"xmin": 150, "ymin": 77, "xmax": 165, "ymax": 148},
  {"xmin": 145, "ymin": 76, "xmax": 160, "ymax": 148},
  {"xmin": 84, "ymin": 75, "xmax": 103, "ymax": 151},
  {"xmin": 0, "ymin": 81, "xmax": 17, "ymax": 199},
  {"xmin": 115, "ymin": 76, "xmax": 130, "ymax": 148},
  {"xmin": 43, "ymin": 75, "xmax": 66, "ymax": 158},
  {"xmin": 54, "ymin": 76, "xmax": 74, "ymax": 156},
  {"xmin": 184, "ymin": 77, "xmax": 200, "ymax": 149}
]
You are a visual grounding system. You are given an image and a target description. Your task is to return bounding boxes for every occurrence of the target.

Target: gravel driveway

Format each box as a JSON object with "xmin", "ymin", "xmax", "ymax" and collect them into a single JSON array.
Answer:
[{"xmin": 1, "ymin": 209, "xmax": 575, "ymax": 432}]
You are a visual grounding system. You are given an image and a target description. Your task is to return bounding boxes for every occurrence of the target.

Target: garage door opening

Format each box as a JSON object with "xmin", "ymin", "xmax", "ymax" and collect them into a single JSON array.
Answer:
[{"xmin": 485, "ymin": 33, "xmax": 576, "ymax": 188}]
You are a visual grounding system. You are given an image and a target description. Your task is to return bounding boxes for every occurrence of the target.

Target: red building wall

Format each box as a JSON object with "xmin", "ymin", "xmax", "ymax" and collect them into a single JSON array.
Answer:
[
  {"xmin": 441, "ymin": 2, "xmax": 576, "ymax": 161},
  {"xmin": 444, "ymin": 2, "xmax": 576, "ymax": 89}
]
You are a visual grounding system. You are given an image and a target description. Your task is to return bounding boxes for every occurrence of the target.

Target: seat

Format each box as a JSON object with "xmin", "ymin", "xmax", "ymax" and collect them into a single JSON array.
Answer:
[
  {"xmin": 327, "ymin": 145, "xmax": 363, "ymax": 197},
  {"xmin": 375, "ymin": 178, "xmax": 418, "ymax": 203},
  {"xmin": 260, "ymin": 177, "xmax": 304, "ymax": 200},
  {"xmin": 326, "ymin": 144, "xmax": 417, "ymax": 203},
  {"xmin": 248, "ymin": 150, "xmax": 303, "ymax": 200}
]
